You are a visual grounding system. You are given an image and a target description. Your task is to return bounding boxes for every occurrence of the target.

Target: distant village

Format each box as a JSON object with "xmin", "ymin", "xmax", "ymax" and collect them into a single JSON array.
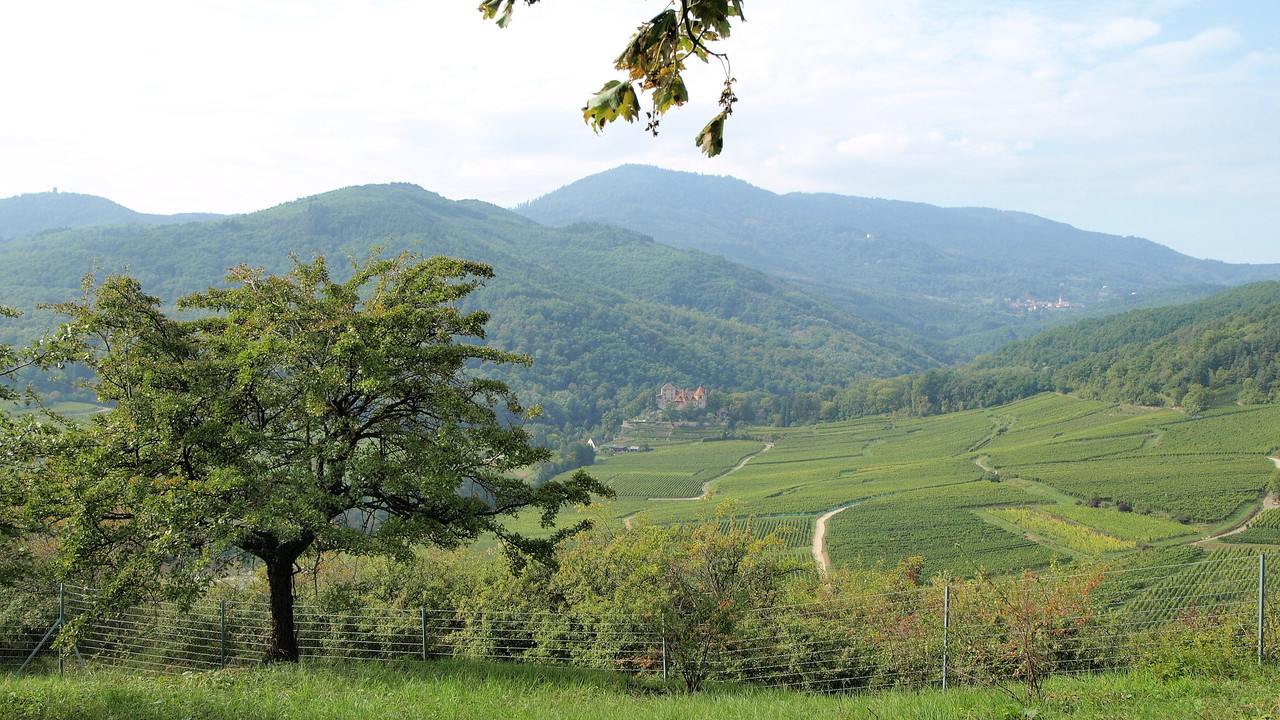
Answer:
[{"xmin": 1006, "ymin": 296, "xmax": 1084, "ymax": 311}]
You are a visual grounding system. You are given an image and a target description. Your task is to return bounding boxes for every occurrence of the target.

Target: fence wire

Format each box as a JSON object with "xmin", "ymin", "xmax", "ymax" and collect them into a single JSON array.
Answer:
[{"xmin": 3, "ymin": 553, "xmax": 1276, "ymax": 691}]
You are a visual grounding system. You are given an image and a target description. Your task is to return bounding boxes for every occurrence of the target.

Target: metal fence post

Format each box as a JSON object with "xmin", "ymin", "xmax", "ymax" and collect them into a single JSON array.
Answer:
[
  {"xmin": 421, "ymin": 608, "xmax": 428, "ymax": 661},
  {"xmin": 1259, "ymin": 553, "xmax": 1267, "ymax": 666},
  {"xmin": 661, "ymin": 616, "xmax": 668, "ymax": 681},
  {"xmin": 220, "ymin": 600, "xmax": 227, "ymax": 669},
  {"xmin": 58, "ymin": 583, "xmax": 65, "ymax": 676},
  {"xmin": 942, "ymin": 585, "xmax": 950, "ymax": 690}
]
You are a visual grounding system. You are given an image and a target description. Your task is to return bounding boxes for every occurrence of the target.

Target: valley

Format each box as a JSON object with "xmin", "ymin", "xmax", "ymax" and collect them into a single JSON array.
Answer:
[
  {"xmin": 4, "ymin": 174, "xmax": 1280, "ymax": 580},
  {"xmin": 537, "ymin": 394, "xmax": 1280, "ymax": 576}
]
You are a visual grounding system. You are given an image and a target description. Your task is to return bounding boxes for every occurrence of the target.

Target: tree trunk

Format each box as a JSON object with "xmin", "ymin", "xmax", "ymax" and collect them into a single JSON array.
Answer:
[
  {"xmin": 264, "ymin": 553, "xmax": 301, "ymax": 662},
  {"xmin": 246, "ymin": 532, "xmax": 315, "ymax": 664}
]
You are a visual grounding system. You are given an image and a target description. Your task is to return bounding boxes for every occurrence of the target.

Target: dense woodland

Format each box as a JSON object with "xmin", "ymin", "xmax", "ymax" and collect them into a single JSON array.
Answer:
[
  {"xmin": 0, "ymin": 184, "xmax": 946, "ymax": 450},
  {"xmin": 520, "ymin": 165, "xmax": 1280, "ymax": 351},
  {"xmin": 3, "ymin": 180, "xmax": 1280, "ymax": 449},
  {"xmin": 822, "ymin": 282, "xmax": 1280, "ymax": 422}
]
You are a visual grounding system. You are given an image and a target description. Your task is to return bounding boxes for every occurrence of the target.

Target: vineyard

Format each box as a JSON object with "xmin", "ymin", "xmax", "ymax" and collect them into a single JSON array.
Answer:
[
  {"xmin": 542, "ymin": 393, "xmax": 1277, "ymax": 576},
  {"xmin": 1222, "ymin": 508, "xmax": 1280, "ymax": 546},
  {"xmin": 1040, "ymin": 504, "xmax": 1193, "ymax": 543},
  {"xmin": 986, "ymin": 507, "xmax": 1136, "ymax": 555},
  {"xmin": 586, "ymin": 440, "xmax": 762, "ymax": 499},
  {"xmin": 823, "ymin": 481, "xmax": 1065, "ymax": 576}
]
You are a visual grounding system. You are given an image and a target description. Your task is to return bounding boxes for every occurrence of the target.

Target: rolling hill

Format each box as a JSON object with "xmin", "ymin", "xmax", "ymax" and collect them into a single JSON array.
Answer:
[
  {"xmin": 0, "ymin": 190, "xmax": 223, "ymax": 240},
  {"xmin": 828, "ymin": 281, "xmax": 1280, "ymax": 421},
  {"xmin": 0, "ymin": 183, "xmax": 949, "ymax": 441},
  {"xmin": 517, "ymin": 165, "xmax": 1280, "ymax": 350}
]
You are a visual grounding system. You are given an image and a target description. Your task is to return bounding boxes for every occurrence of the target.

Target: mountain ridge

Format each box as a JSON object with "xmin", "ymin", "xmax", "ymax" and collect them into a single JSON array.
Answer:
[
  {"xmin": 517, "ymin": 165, "xmax": 1280, "ymax": 349},
  {"xmin": 0, "ymin": 182, "xmax": 949, "ymax": 442},
  {"xmin": 0, "ymin": 190, "xmax": 225, "ymax": 240}
]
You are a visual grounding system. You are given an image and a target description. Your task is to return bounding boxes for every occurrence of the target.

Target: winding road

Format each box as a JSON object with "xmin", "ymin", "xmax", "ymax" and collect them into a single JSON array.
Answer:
[
  {"xmin": 812, "ymin": 505, "xmax": 851, "ymax": 573},
  {"xmin": 622, "ymin": 441, "xmax": 773, "ymax": 528},
  {"xmin": 1198, "ymin": 457, "xmax": 1280, "ymax": 544},
  {"xmin": 646, "ymin": 442, "xmax": 774, "ymax": 502}
]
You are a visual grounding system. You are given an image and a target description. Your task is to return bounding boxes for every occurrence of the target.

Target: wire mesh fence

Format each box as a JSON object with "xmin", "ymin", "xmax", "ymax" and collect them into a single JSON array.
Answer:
[{"xmin": 3, "ymin": 552, "xmax": 1276, "ymax": 692}]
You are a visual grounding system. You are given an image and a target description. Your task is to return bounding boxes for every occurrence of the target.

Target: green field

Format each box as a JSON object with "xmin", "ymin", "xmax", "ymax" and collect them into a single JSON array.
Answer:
[
  {"xmin": 986, "ymin": 507, "xmax": 1136, "ymax": 554},
  {"xmin": 1040, "ymin": 504, "xmax": 1194, "ymax": 543},
  {"xmin": 535, "ymin": 394, "xmax": 1278, "ymax": 576},
  {"xmin": 6, "ymin": 661, "xmax": 1280, "ymax": 720},
  {"xmin": 585, "ymin": 440, "xmax": 763, "ymax": 499}
]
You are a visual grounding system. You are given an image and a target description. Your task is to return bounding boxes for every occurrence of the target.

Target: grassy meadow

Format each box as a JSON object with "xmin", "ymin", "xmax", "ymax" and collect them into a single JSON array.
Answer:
[{"xmin": 4, "ymin": 660, "xmax": 1280, "ymax": 720}]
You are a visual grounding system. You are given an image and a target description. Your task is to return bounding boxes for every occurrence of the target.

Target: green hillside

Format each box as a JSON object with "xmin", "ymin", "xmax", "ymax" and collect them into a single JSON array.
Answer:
[
  {"xmin": 518, "ymin": 165, "xmax": 1280, "ymax": 350},
  {"xmin": 829, "ymin": 281, "xmax": 1280, "ymax": 421},
  {"xmin": 0, "ymin": 190, "xmax": 223, "ymax": 239},
  {"xmin": 538, "ymin": 393, "xmax": 1277, "ymax": 577},
  {"xmin": 0, "ymin": 183, "xmax": 948, "ymax": 442}
]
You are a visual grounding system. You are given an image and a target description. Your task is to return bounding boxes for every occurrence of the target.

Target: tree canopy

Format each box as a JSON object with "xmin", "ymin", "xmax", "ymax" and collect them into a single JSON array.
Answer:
[
  {"xmin": 1, "ymin": 305, "xmax": 70, "ymax": 585},
  {"xmin": 40, "ymin": 251, "xmax": 611, "ymax": 661},
  {"xmin": 479, "ymin": 0, "xmax": 743, "ymax": 156}
]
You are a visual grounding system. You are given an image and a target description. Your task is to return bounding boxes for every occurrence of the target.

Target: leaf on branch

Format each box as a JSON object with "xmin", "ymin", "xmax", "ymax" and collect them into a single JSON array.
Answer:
[
  {"xmin": 478, "ymin": 0, "xmax": 541, "ymax": 29},
  {"xmin": 482, "ymin": 0, "xmax": 742, "ymax": 155},
  {"xmin": 695, "ymin": 113, "xmax": 726, "ymax": 157},
  {"xmin": 583, "ymin": 80, "xmax": 640, "ymax": 132},
  {"xmin": 651, "ymin": 74, "xmax": 689, "ymax": 115}
]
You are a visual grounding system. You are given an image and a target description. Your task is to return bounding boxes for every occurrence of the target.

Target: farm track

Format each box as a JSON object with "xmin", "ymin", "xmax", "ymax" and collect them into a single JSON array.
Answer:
[
  {"xmin": 622, "ymin": 442, "xmax": 773, "ymax": 528},
  {"xmin": 1196, "ymin": 456, "xmax": 1280, "ymax": 544},
  {"xmin": 812, "ymin": 506, "xmax": 848, "ymax": 573},
  {"xmin": 646, "ymin": 442, "xmax": 773, "ymax": 501}
]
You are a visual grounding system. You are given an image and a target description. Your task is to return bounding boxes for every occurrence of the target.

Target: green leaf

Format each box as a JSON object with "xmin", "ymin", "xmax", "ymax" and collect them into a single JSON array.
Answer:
[
  {"xmin": 695, "ymin": 110, "xmax": 729, "ymax": 157},
  {"xmin": 652, "ymin": 75, "xmax": 689, "ymax": 114},
  {"xmin": 583, "ymin": 80, "xmax": 640, "ymax": 132},
  {"xmin": 477, "ymin": 0, "xmax": 513, "ymax": 28}
]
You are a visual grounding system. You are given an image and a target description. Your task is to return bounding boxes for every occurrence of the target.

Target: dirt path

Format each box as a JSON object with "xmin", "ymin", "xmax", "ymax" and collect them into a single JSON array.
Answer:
[
  {"xmin": 1194, "ymin": 457, "xmax": 1279, "ymax": 545},
  {"xmin": 979, "ymin": 455, "xmax": 1279, "ymax": 547},
  {"xmin": 812, "ymin": 505, "xmax": 851, "ymax": 574},
  {"xmin": 647, "ymin": 442, "xmax": 773, "ymax": 501},
  {"xmin": 623, "ymin": 443, "xmax": 775, "ymax": 527}
]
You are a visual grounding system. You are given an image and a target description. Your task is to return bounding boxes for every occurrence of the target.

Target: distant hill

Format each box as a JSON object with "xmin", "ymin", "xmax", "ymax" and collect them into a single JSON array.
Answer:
[
  {"xmin": 517, "ymin": 165, "xmax": 1280, "ymax": 350},
  {"xmin": 0, "ymin": 183, "xmax": 949, "ymax": 440},
  {"xmin": 830, "ymin": 281, "xmax": 1280, "ymax": 420},
  {"xmin": 0, "ymin": 190, "xmax": 224, "ymax": 240}
]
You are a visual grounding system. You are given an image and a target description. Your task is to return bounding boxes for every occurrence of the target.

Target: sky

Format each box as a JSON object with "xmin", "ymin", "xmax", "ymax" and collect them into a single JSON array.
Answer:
[{"xmin": 2, "ymin": 0, "xmax": 1277, "ymax": 263}]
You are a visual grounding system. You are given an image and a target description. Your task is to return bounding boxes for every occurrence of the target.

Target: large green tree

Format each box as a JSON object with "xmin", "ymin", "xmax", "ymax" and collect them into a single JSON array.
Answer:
[
  {"xmin": 44, "ymin": 251, "xmax": 611, "ymax": 661},
  {"xmin": 0, "ymin": 306, "xmax": 28, "ymax": 582},
  {"xmin": 480, "ymin": 0, "xmax": 743, "ymax": 156},
  {"xmin": 0, "ymin": 305, "xmax": 67, "ymax": 586}
]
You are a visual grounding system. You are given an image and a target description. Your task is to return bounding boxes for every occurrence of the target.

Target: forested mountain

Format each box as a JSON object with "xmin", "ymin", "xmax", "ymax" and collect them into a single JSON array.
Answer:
[
  {"xmin": 0, "ymin": 190, "xmax": 224, "ymax": 239},
  {"xmin": 518, "ymin": 165, "xmax": 1280, "ymax": 351},
  {"xmin": 0, "ymin": 183, "xmax": 949, "ymax": 443},
  {"xmin": 828, "ymin": 282, "xmax": 1280, "ymax": 420}
]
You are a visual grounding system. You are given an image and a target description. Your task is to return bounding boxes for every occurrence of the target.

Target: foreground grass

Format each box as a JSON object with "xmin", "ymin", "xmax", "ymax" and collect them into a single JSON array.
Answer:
[{"xmin": 4, "ymin": 660, "xmax": 1280, "ymax": 720}]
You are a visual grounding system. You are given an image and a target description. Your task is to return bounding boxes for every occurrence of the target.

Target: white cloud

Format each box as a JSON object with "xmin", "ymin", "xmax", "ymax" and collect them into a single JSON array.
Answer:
[
  {"xmin": 1, "ymin": 0, "xmax": 1277, "ymax": 263},
  {"xmin": 1137, "ymin": 27, "xmax": 1242, "ymax": 68},
  {"xmin": 1080, "ymin": 17, "xmax": 1162, "ymax": 50}
]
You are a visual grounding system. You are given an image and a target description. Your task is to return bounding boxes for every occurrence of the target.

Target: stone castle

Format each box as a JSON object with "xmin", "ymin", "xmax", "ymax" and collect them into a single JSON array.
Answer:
[{"xmin": 656, "ymin": 383, "xmax": 707, "ymax": 410}]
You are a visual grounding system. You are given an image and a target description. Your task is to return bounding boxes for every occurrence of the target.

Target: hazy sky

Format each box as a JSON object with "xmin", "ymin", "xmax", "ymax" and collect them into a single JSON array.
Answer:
[{"xmin": 3, "ymin": 1, "xmax": 1277, "ymax": 262}]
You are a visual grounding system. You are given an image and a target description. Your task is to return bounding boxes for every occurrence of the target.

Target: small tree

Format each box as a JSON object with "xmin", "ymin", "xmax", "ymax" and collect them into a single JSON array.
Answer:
[
  {"xmin": 1180, "ymin": 383, "xmax": 1209, "ymax": 416},
  {"xmin": 41, "ymin": 250, "xmax": 610, "ymax": 661},
  {"xmin": 552, "ymin": 511, "xmax": 795, "ymax": 691}
]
